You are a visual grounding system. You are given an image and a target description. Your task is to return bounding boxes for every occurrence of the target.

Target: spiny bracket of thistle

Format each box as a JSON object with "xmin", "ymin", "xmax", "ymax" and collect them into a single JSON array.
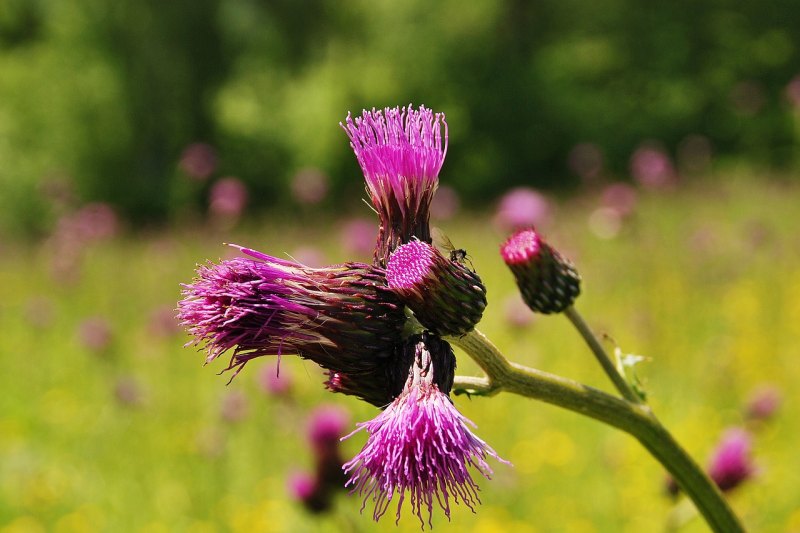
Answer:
[
  {"xmin": 387, "ymin": 239, "xmax": 487, "ymax": 337},
  {"xmin": 178, "ymin": 244, "xmax": 407, "ymax": 406},
  {"xmin": 343, "ymin": 332, "xmax": 506, "ymax": 528},
  {"xmin": 341, "ymin": 105, "xmax": 447, "ymax": 267},
  {"xmin": 500, "ymin": 227, "xmax": 581, "ymax": 314}
]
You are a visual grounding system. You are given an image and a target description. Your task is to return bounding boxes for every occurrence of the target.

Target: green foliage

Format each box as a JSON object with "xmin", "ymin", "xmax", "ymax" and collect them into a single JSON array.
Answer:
[{"xmin": 1, "ymin": 1, "xmax": 800, "ymax": 232}]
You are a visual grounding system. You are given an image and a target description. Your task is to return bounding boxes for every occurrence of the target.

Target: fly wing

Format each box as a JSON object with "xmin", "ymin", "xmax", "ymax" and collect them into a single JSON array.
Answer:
[{"xmin": 432, "ymin": 226, "xmax": 455, "ymax": 254}]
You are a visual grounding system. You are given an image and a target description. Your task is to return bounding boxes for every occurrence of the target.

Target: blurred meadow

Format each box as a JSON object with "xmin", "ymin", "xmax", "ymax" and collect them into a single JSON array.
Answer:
[
  {"xmin": 2, "ymin": 1, "xmax": 800, "ymax": 532},
  {"xmin": 2, "ymin": 176, "xmax": 799, "ymax": 532}
]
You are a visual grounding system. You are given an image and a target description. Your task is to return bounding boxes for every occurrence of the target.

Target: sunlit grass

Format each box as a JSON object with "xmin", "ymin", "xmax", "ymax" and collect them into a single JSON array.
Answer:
[{"xmin": 1, "ymin": 176, "xmax": 797, "ymax": 532}]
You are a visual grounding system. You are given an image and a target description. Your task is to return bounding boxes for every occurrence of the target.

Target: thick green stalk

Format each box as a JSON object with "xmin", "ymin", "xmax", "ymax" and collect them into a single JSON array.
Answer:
[{"xmin": 448, "ymin": 329, "xmax": 745, "ymax": 533}]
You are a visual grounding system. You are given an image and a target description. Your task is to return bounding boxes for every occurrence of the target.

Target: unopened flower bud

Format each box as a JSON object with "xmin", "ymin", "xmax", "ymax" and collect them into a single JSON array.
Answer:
[
  {"xmin": 500, "ymin": 228, "xmax": 581, "ymax": 314},
  {"xmin": 387, "ymin": 239, "xmax": 486, "ymax": 336}
]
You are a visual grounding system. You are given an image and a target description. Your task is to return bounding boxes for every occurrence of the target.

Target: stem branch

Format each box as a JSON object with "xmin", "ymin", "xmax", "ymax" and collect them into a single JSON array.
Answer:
[{"xmin": 447, "ymin": 329, "xmax": 744, "ymax": 533}]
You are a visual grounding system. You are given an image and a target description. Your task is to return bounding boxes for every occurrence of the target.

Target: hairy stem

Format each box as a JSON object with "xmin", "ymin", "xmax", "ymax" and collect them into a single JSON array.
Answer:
[
  {"xmin": 563, "ymin": 305, "xmax": 643, "ymax": 403},
  {"xmin": 447, "ymin": 329, "xmax": 744, "ymax": 533}
]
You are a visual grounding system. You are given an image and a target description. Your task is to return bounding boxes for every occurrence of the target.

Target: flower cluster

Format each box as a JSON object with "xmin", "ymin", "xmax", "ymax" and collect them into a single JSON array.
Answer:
[{"xmin": 179, "ymin": 105, "xmax": 502, "ymax": 526}]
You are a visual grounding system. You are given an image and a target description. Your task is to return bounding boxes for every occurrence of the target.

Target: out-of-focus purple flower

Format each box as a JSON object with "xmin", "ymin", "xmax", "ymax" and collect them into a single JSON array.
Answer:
[
  {"xmin": 386, "ymin": 239, "xmax": 486, "ymax": 336},
  {"xmin": 290, "ymin": 405, "xmax": 351, "ymax": 515},
  {"xmin": 493, "ymin": 187, "xmax": 551, "ymax": 233},
  {"xmin": 600, "ymin": 183, "xmax": 638, "ymax": 218},
  {"xmin": 568, "ymin": 142, "xmax": 604, "ymax": 183},
  {"xmin": 344, "ymin": 333, "xmax": 506, "ymax": 527},
  {"xmin": 730, "ymin": 80, "xmax": 766, "ymax": 116},
  {"xmin": 308, "ymin": 405, "xmax": 350, "ymax": 454},
  {"xmin": 78, "ymin": 317, "xmax": 113, "ymax": 354},
  {"xmin": 707, "ymin": 428, "xmax": 757, "ymax": 492},
  {"xmin": 677, "ymin": 135, "xmax": 713, "ymax": 175},
  {"xmin": 630, "ymin": 143, "xmax": 676, "ymax": 190},
  {"xmin": 786, "ymin": 75, "xmax": 800, "ymax": 109},
  {"xmin": 501, "ymin": 228, "xmax": 581, "ymax": 314},
  {"xmin": 290, "ymin": 167, "xmax": 330, "ymax": 205},
  {"xmin": 47, "ymin": 202, "xmax": 121, "ymax": 283},
  {"xmin": 257, "ymin": 362, "xmax": 293, "ymax": 397},
  {"xmin": 430, "ymin": 185, "xmax": 460, "ymax": 220},
  {"xmin": 504, "ymin": 294, "xmax": 536, "ymax": 329},
  {"xmin": 220, "ymin": 390, "xmax": 249, "ymax": 423},
  {"xmin": 288, "ymin": 472, "xmax": 324, "ymax": 511},
  {"xmin": 341, "ymin": 105, "xmax": 447, "ymax": 266},
  {"xmin": 289, "ymin": 246, "xmax": 326, "ymax": 268},
  {"xmin": 179, "ymin": 142, "xmax": 218, "ymax": 181},
  {"xmin": 178, "ymin": 245, "xmax": 405, "ymax": 404},
  {"xmin": 340, "ymin": 218, "xmax": 377, "ymax": 258},
  {"xmin": 209, "ymin": 177, "xmax": 248, "ymax": 221},
  {"xmin": 54, "ymin": 203, "xmax": 120, "ymax": 246},
  {"xmin": 744, "ymin": 385, "xmax": 781, "ymax": 423},
  {"xmin": 114, "ymin": 375, "xmax": 145, "ymax": 407},
  {"xmin": 148, "ymin": 305, "xmax": 183, "ymax": 338}
]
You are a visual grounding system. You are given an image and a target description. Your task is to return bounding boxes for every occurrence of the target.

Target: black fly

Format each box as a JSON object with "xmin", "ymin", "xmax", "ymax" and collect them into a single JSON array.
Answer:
[{"xmin": 433, "ymin": 228, "xmax": 476, "ymax": 272}]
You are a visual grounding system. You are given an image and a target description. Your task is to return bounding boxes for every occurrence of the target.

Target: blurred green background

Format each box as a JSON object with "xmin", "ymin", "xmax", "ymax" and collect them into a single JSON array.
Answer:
[
  {"xmin": 2, "ymin": 0, "xmax": 800, "ymax": 234},
  {"xmin": 1, "ymin": 1, "xmax": 799, "ymax": 532}
]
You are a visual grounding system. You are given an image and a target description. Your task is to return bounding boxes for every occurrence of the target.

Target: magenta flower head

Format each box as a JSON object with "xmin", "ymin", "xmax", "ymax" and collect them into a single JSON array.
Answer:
[
  {"xmin": 178, "ymin": 245, "xmax": 406, "ymax": 402},
  {"xmin": 386, "ymin": 239, "xmax": 486, "ymax": 336},
  {"xmin": 500, "ymin": 228, "xmax": 581, "ymax": 314},
  {"xmin": 341, "ymin": 105, "xmax": 447, "ymax": 267},
  {"xmin": 344, "ymin": 332, "xmax": 506, "ymax": 528},
  {"xmin": 744, "ymin": 385, "xmax": 781, "ymax": 423},
  {"xmin": 707, "ymin": 428, "xmax": 757, "ymax": 492}
]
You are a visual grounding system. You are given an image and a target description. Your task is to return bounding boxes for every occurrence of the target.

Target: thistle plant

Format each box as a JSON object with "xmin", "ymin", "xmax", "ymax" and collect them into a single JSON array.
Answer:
[{"xmin": 179, "ymin": 105, "xmax": 746, "ymax": 531}]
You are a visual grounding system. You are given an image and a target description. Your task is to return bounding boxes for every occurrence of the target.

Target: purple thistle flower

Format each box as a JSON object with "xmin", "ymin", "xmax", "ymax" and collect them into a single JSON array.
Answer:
[
  {"xmin": 341, "ymin": 105, "xmax": 447, "ymax": 267},
  {"xmin": 343, "ymin": 333, "xmax": 506, "ymax": 528},
  {"xmin": 386, "ymin": 239, "xmax": 486, "ymax": 336},
  {"xmin": 707, "ymin": 428, "xmax": 757, "ymax": 492},
  {"xmin": 179, "ymin": 142, "xmax": 218, "ymax": 181},
  {"xmin": 178, "ymin": 245, "xmax": 406, "ymax": 403}
]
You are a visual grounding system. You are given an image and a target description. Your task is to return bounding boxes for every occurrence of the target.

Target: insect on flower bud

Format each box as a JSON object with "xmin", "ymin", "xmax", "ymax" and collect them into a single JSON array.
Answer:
[
  {"xmin": 386, "ymin": 239, "xmax": 487, "ymax": 336},
  {"xmin": 500, "ymin": 227, "xmax": 581, "ymax": 314}
]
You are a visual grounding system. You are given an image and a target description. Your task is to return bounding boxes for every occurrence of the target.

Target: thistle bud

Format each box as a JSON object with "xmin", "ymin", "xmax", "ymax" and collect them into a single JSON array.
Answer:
[
  {"xmin": 386, "ymin": 239, "xmax": 486, "ymax": 336},
  {"xmin": 500, "ymin": 228, "xmax": 581, "ymax": 314}
]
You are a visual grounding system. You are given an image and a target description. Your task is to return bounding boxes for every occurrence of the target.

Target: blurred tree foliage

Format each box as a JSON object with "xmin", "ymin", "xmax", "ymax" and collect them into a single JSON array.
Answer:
[{"xmin": 1, "ymin": 0, "xmax": 798, "ymax": 233}]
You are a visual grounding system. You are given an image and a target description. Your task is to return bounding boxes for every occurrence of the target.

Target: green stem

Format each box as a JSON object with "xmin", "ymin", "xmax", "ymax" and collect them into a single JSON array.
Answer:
[
  {"xmin": 447, "ymin": 329, "xmax": 745, "ymax": 533},
  {"xmin": 563, "ymin": 306, "xmax": 642, "ymax": 404}
]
